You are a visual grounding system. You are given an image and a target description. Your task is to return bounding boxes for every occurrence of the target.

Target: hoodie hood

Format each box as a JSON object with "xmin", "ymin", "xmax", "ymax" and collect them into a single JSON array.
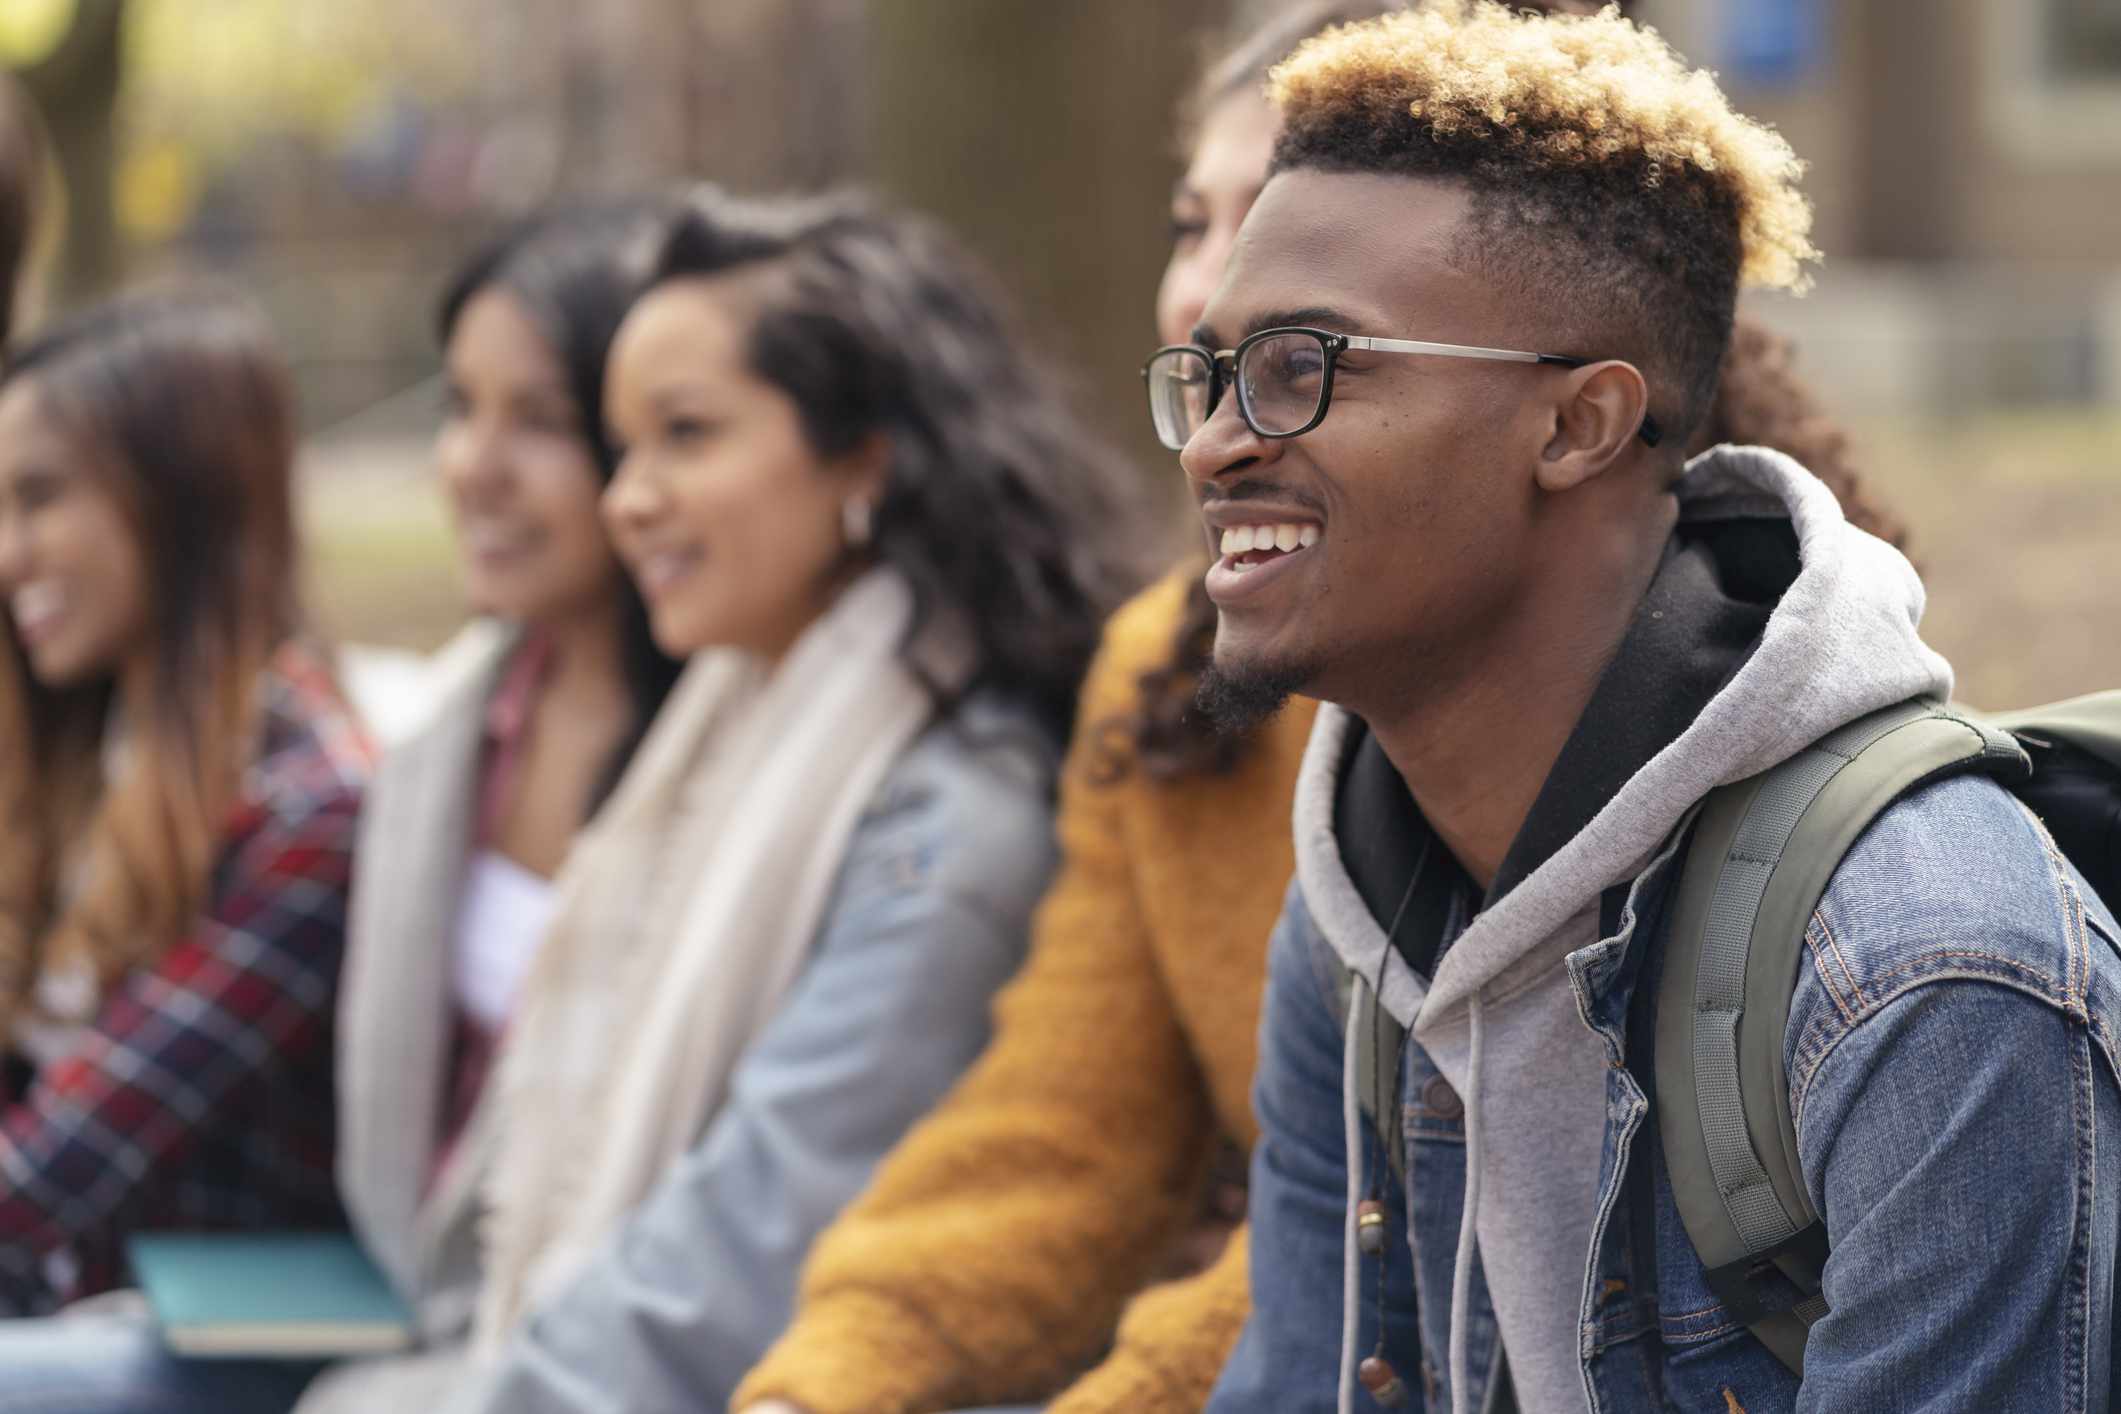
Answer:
[{"xmin": 1295, "ymin": 444, "xmax": 1952, "ymax": 1032}]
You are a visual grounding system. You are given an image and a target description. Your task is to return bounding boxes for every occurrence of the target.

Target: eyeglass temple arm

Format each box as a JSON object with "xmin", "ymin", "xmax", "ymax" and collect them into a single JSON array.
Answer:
[{"xmin": 1343, "ymin": 336, "xmax": 1663, "ymax": 446}]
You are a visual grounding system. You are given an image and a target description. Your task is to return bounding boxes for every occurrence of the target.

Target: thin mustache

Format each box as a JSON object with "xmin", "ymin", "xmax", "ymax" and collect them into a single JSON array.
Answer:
[{"xmin": 1197, "ymin": 477, "xmax": 1326, "ymax": 517}]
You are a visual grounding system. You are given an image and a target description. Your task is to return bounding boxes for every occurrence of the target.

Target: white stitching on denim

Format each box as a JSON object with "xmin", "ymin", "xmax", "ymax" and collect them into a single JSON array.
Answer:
[
  {"xmin": 2070, "ymin": 1018, "xmax": 2095, "ymax": 1410},
  {"xmin": 1802, "ymin": 911, "xmax": 1859, "ymax": 1025},
  {"xmin": 2018, "ymin": 794, "xmax": 2088, "ymax": 1007},
  {"xmin": 1791, "ymin": 971, "xmax": 2075, "ymax": 1166},
  {"xmin": 1812, "ymin": 907, "xmax": 1868, "ymax": 1011}
]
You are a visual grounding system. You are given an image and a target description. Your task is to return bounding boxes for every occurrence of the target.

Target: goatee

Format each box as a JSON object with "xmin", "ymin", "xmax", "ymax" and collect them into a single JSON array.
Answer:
[{"xmin": 1195, "ymin": 658, "xmax": 1312, "ymax": 737}]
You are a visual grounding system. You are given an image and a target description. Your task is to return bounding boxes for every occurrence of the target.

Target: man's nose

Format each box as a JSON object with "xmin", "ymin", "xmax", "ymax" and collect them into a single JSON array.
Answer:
[{"xmin": 1178, "ymin": 386, "xmax": 1278, "ymax": 493}]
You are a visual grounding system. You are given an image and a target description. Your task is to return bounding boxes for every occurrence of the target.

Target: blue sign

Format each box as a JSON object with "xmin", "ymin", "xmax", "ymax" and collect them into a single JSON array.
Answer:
[{"xmin": 1719, "ymin": 0, "xmax": 1828, "ymax": 87}]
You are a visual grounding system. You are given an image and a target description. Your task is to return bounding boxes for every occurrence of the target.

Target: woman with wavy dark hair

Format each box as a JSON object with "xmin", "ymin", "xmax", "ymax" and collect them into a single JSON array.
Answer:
[
  {"xmin": 291, "ymin": 187, "xmax": 1150, "ymax": 1414},
  {"xmin": 735, "ymin": 6, "xmax": 1915, "ymax": 1414},
  {"xmin": 0, "ymin": 287, "xmax": 369, "ymax": 1404}
]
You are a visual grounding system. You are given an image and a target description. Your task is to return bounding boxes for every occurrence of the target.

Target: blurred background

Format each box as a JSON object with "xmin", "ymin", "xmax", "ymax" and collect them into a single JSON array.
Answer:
[{"xmin": 4, "ymin": 0, "xmax": 2113, "ymax": 711}]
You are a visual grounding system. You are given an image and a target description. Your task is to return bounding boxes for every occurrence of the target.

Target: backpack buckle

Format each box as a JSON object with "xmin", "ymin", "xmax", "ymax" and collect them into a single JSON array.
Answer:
[{"xmin": 1702, "ymin": 1220, "xmax": 1829, "ymax": 1327}]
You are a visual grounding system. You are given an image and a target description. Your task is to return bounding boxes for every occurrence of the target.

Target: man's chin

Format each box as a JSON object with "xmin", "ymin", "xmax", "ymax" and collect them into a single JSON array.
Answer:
[{"xmin": 1196, "ymin": 652, "xmax": 1317, "ymax": 738}]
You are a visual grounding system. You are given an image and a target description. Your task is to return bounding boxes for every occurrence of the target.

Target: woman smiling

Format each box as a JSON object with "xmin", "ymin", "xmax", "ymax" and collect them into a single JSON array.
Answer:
[
  {"xmin": 0, "ymin": 286, "xmax": 370, "ymax": 1406},
  {"xmin": 304, "ymin": 188, "xmax": 1149, "ymax": 1414}
]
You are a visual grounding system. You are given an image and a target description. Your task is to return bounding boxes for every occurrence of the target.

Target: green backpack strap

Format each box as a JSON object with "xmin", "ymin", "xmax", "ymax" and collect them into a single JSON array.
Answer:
[
  {"xmin": 1338, "ymin": 964, "xmax": 1409, "ymax": 1181},
  {"xmin": 1986, "ymin": 690, "xmax": 2121, "ymax": 771},
  {"xmin": 1654, "ymin": 698, "xmax": 2030, "ymax": 1374}
]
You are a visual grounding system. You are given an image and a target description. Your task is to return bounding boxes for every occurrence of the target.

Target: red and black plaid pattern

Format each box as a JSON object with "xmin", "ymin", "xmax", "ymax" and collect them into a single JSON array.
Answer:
[{"xmin": 0, "ymin": 643, "xmax": 373, "ymax": 1313}]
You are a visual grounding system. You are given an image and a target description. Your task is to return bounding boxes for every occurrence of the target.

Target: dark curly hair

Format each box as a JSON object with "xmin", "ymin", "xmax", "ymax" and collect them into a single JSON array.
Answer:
[
  {"xmin": 647, "ymin": 188, "xmax": 1155, "ymax": 740},
  {"xmin": 1688, "ymin": 319, "xmax": 1908, "ymax": 553}
]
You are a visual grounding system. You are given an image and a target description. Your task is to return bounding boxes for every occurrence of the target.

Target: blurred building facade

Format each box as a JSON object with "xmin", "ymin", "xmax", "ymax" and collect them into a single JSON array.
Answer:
[
  {"xmin": 8, "ymin": 0, "xmax": 2121, "ymax": 434},
  {"xmin": 1638, "ymin": 0, "xmax": 2121, "ymax": 412}
]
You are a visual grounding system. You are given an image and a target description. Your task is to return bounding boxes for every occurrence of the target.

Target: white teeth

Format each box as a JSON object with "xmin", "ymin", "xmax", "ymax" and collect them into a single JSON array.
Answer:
[
  {"xmin": 1216, "ymin": 522, "xmax": 1321, "ymax": 560},
  {"xmin": 637, "ymin": 548, "xmax": 700, "ymax": 592},
  {"xmin": 10, "ymin": 582, "xmax": 63, "ymax": 631}
]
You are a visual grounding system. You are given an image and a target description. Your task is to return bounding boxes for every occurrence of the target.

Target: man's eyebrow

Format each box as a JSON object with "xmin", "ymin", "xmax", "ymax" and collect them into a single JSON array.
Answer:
[{"xmin": 1191, "ymin": 306, "xmax": 1369, "ymax": 350}]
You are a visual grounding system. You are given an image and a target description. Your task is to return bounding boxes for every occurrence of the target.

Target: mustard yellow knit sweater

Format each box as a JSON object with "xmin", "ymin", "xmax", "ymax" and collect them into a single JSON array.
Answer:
[{"xmin": 734, "ymin": 567, "xmax": 1316, "ymax": 1414}]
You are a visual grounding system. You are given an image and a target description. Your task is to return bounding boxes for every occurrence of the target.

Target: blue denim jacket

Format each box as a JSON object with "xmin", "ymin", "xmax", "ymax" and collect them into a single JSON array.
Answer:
[{"xmin": 1214, "ymin": 773, "xmax": 2121, "ymax": 1413}]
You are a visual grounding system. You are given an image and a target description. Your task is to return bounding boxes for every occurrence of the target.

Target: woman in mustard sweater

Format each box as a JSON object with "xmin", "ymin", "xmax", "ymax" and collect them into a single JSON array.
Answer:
[{"xmin": 738, "ymin": 5, "xmax": 1911, "ymax": 1412}]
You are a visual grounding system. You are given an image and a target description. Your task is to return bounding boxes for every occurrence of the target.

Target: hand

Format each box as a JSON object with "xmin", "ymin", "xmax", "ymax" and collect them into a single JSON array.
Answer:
[{"xmin": 738, "ymin": 1403, "xmax": 811, "ymax": 1414}]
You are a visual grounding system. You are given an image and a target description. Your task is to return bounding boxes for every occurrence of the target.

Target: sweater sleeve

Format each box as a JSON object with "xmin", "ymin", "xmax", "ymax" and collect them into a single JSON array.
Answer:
[
  {"xmin": 1047, "ymin": 1221, "xmax": 1252, "ymax": 1414},
  {"xmin": 734, "ymin": 606, "xmax": 1220, "ymax": 1414}
]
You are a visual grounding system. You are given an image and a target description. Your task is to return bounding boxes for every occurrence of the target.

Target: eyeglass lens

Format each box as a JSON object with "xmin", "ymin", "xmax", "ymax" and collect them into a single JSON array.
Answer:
[
  {"xmin": 1238, "ymin": 331, "xmax": 1328, "ymax": 438},
  {"xmin": 1145, "ymin": 331, "xmax": 1333, "ymax": 451},
  {"xmin": 1146, "ymin": 348, "xmax": 1213, "ymax": 451}
]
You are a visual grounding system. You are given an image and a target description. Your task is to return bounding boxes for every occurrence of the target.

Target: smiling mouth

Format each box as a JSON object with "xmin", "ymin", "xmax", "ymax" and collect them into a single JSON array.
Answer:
[
  {"xmin": 1216, "ymin": 519, "xmax": 1320, "ymax": 574},
  {"xmin": 633, "ymin": 546, "xmax": 704, "ymax": 597},
  {"xmin": 9, "ymin": 581, "xmax": 66, "ymax": 644},
  {"xmin": 460, "ymin": 525, "xmax": 542, "ymax": 563}
]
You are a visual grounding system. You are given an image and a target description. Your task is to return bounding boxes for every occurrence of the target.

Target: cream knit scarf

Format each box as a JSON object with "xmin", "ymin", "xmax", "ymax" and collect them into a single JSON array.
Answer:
[{"xmin": 471, "ymin": 569, "xmax": 938, "ymax": 1350}]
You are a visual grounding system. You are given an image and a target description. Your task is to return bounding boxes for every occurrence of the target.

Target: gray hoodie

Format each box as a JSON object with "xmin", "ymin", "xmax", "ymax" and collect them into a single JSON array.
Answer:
[{"xmin": 1291, "ymin": 446, "xmax": 1953, "ymax": 1413}]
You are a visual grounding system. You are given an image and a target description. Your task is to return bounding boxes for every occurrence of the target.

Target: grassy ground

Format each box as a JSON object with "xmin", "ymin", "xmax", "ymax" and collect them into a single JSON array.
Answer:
[
  {"xmin": 1847, "ymin": 409, "xmax": 2117, "ymax": 711},
  {"xmin": 301, "ymin": 409, "xmax": 2119, "ymax": 710}
]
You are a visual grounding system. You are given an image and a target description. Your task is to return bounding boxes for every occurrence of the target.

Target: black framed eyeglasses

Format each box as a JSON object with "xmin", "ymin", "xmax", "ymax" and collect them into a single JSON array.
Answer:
[{"xmin": 1141, "ymin": 325, "xmax": 1662, "ymax": 452}]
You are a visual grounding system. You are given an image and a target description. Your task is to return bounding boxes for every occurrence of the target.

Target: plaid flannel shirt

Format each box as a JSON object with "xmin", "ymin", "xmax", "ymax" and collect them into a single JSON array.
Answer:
[{"xmin": 0, "ymin": 642, "xmax": 373, "ymax": 1313}]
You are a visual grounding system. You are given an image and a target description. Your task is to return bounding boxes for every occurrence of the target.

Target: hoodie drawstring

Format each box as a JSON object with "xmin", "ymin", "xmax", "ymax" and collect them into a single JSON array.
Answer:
[
  {"xmin": 1339, "ymin": 974, "xmax": 1371, "ymax": 1414},
  {"xmin": 1447, "ymin": 991, "xmax": 1486, "ymax": 1414}
]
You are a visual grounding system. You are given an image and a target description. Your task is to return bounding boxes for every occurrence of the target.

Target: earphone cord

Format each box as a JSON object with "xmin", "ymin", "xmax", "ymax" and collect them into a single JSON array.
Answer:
[{"xmin": 1366, "ymin": 835, "xmax": 1431, "ymax": 1366}]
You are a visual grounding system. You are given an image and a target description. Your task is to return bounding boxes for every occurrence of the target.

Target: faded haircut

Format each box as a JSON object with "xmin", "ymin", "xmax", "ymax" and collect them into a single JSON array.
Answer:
[{"xmin": 1268, "ymin": 0, "xmax": 1816, "ymax": 445}]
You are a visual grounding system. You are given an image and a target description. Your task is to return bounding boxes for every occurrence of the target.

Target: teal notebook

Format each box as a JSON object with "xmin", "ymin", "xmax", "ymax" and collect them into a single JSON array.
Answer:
[{"xmin": 127, "ymin": 1232, "xmax": 415, "ymax": 1359}]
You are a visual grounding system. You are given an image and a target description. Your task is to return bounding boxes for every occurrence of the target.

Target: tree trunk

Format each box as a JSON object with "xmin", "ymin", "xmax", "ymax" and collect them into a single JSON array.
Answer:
[
  {"xmin": 865, "ymin": 0, "xmax": 1225, "ymax": 483},
  {"xmin": 19, "ymin": 0, "xmax": 124, "ymax": 308}
]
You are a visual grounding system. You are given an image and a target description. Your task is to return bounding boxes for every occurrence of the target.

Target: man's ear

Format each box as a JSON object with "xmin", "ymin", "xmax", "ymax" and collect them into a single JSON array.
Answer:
[{"xmin": 1536, "ymin": 360, "xmax": 1651, "ymax": 493}]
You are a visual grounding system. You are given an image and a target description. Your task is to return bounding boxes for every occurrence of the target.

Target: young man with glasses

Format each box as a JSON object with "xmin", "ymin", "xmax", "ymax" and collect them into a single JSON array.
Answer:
[{"xmin": 1163, "ymin": 6, "xmax": 2121, "ymax": 1411}]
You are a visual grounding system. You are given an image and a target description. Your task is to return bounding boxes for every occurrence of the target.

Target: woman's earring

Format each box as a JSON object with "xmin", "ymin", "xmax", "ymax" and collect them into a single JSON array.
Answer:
[{"xmin": 841, "ymin": 497, "xmax": 874, "ymax": 548}]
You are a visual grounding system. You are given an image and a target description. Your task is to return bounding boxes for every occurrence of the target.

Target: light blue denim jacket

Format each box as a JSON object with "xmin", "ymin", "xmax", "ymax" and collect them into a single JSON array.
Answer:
[
  {"xmin": 436, "ymin": 695, "xmax": 1060, "ymax": 1414},
  {"xmin": 1217, "ymin": 771, "xmax": 2121, "ymax": 1412},
  {"xmin": 1212, "ymin": 448, "xmax": 2121, "ymax": 1413}
]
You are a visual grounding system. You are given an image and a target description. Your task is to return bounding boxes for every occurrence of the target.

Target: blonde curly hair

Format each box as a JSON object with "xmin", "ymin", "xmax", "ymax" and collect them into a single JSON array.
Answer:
[{"xmin": 1268, "ymin": 0, "xmax": 1817, "ymax": 440}]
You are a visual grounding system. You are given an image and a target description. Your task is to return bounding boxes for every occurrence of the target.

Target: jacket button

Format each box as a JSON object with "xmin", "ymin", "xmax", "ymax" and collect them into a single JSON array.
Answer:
[{"xmin": 1422, "ymin": 1074, "xmax": 1464, "ymax": 1120}]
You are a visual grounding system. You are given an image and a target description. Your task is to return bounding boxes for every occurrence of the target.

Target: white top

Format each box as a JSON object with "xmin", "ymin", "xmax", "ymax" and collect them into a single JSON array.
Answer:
[{"xmin": 451, "ymin": 851, "xmax": 558, "ymax": 1033}]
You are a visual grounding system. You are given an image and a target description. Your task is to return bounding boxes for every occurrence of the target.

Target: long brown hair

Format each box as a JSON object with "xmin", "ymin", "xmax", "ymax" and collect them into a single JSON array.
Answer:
[
  {"xmin": 0, "ymin": 287, "xmax": 300, "ymax": 1032},
  {"xmin": 1116, "ymin": 0, "xmax": 1908, "ymax": 784}
]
